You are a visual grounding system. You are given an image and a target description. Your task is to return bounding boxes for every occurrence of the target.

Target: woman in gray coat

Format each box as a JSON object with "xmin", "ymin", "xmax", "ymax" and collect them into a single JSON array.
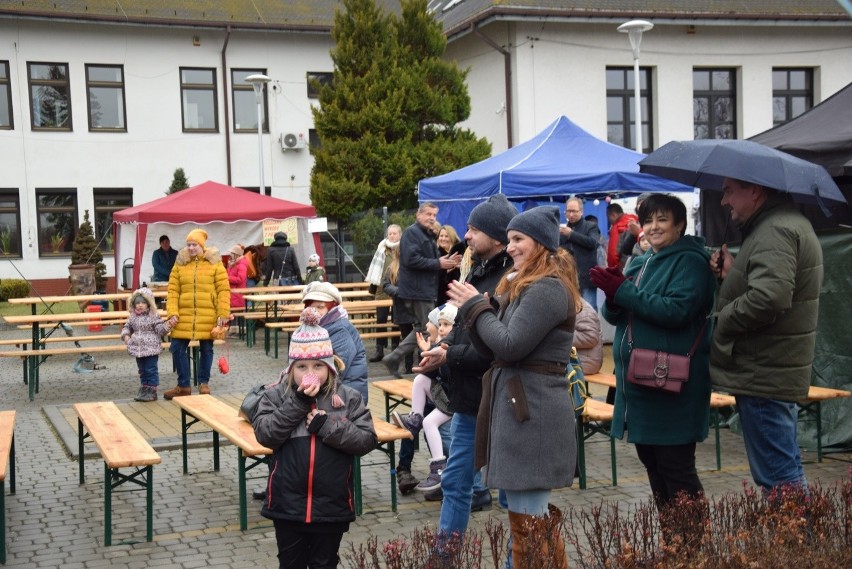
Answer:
[{"xmin": 448, "ymin": 206, "xmax": 578, "ymax": 569}]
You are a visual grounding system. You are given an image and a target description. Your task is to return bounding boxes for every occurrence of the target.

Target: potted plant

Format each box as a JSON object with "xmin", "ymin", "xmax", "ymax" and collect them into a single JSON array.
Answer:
[
  {"xmin": 50, "ymin": 232, "xmax": 66, "ymax": 253},
  {"xmin": 69, "ymin": 210, "xmax": 108, "ymax": 297},
  {"xmin": 0, "ymin": 229, "xmax": 11, "ymax": 255}
]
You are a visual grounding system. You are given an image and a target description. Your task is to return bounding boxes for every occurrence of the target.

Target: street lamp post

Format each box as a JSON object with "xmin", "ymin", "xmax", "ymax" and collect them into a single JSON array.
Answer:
[
  {"xmin": 617, "ymin": 20, "xmax": 653, "ymax": 153},
  {"xmin": 245, "ymin": 74, "xmax": 271, "ymax": 194}
]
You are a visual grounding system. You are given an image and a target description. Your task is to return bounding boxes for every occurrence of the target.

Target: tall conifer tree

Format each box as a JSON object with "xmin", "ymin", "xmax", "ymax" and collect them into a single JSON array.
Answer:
[{"xmin": 310, "ymin": 0, "xmax": 490, "ymax": 219}]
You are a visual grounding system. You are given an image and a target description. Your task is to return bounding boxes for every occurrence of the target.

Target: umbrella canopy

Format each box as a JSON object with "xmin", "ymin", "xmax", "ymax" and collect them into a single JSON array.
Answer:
[{"xmin": 638, "ymin": 139, "xmax": 846, "ymax": 208}]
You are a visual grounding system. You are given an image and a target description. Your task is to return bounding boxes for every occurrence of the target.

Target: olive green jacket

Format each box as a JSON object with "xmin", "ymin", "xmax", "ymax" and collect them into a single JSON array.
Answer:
[{"xmin": 710, "ymin": 195, "xmax": 823, "ymax": 401}]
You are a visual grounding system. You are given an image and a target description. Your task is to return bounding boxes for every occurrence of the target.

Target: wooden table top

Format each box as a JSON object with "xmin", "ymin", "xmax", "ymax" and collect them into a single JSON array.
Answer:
[
  {"xmin": 73, "ymin": 401, "xmax": 161, "ymax": 468},
  {"xmin": 372, "ymin": 379, "xmax": 414, "ymax": 399},
  {"xmin": 4, "ymin": 309, "xmax": 166, "ymax": 325},
  {"xmin": 172, "ymin": 395, "xmax": 272, "ymax": 457},
  {"xmin": 0, "ymin": 410, "xmax": 15, "ymax": 481}
]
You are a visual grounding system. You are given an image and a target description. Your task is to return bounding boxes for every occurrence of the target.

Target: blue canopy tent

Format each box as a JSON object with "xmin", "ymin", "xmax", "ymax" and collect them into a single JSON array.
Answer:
[{"xmin": 418, "ymin": 116, "xmax": 693, "ymax": 234}]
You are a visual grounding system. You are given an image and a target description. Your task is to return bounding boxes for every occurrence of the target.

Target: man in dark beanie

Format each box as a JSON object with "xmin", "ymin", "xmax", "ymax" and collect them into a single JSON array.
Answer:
[
  {"xmin": 262, "ymin": 231, "xmax": 303, "ymax": 286},
  {"xmin": 414, "ymin": 193, "xmax": 518, "ymax": 535}
]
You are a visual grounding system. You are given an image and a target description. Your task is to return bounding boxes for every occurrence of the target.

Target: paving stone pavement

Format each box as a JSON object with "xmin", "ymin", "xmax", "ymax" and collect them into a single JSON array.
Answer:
[{"xmin": 1, "ymin": 326, "xmax": 849, "ymax": 567}]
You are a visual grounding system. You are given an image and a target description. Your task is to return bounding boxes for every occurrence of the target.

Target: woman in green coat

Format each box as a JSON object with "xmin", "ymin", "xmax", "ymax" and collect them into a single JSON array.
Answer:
[{"xmin": 591, "ymin": 194, "xmax": 716, "ymax": 510}]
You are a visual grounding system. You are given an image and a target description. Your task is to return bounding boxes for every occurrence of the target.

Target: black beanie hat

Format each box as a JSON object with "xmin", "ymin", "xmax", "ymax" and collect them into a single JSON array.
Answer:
[
  {"xmin": 467, "ymin": 194, "xmax": 518, "ymax": 244},
  {"xmin": 507, "ymin": 206, "xmax": 561, "ymax": 251}
]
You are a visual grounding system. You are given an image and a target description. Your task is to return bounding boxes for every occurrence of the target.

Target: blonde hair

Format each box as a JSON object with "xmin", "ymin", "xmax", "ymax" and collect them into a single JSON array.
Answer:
[
  {"xmin": 385, "ymin": 246, "xmax": 400, "ymax": 285},
  {"xmin": 495, "ymin": 244, "xmax": 581, "ymax": 312},
  {"xmin": 438, "ymin": 225, "xmax": 460, "ymax": 251}
]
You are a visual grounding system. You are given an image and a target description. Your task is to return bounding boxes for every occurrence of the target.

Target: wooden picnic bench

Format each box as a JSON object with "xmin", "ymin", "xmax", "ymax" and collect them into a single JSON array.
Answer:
[
  {"xmin": 172, "ymin": 394, "xmax": 411, "ymax": 523},
  {"xmin": 73, "ymin": 402, "xmax": 161, "ymax": 546},
  {"xmin": 0, "ymin": 411, "xmax": 16, "ymax": 564}
]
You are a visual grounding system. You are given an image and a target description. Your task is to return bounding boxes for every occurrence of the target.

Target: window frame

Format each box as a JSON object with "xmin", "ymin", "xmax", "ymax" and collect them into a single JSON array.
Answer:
[
  {"xmin": 306, "ymin": 72, "xmax": 333, "ymax": 99},
  {"xmin": 179, "ymin": 67, "xmax": 218, "ymax": 133},
  {"xmin": 93, "ymin": 188, "xmax": 133, "ymax": 254},
  {"xmin": 28, "ymin": 61, "xmax": 72, "ymax": 131},
  {"xmin": 605, "ymin": 66, "xmax": 654, "ymax": 153},
  {"xmin": 772, "ymin": 68, "xmax": 813, "ymax": 127},
  {"xmin": 36, "ymin": 188, "xmax": 78, "ymax": 257},
  {"xmin": 231, "ymin": 68, "xmax": 269, "ymax": 134},
  {"xmin": 0, "ymin": 189, "xmax": 22, "ymax": 258},
  {"xmin": 0, "ymin": 61, "xmax": 12, "ymax": 130},
  {"xmin": 692, "ymin": 68, "xmax": 737, "ymax": 140},
  {"xmin": 85, "ymin": 64, "xmax": 127, "ymax": 132}
]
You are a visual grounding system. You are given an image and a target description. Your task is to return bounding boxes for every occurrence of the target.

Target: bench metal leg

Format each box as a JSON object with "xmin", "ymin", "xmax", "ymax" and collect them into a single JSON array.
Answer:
[
  {"xmin": 578, "ymin": 418, "xmax": 617, "ymax": 490},
  {"xmin": 180, "ymin": 410, "xmax": 219, "ymax": 472},
  {"xmin": 237, "ymin": 450, "xmax": 270, "ymax": 531},
  {"xmin": 712, "ymin": 408, "xmax": 722, "ymax": 470},
  {"xmin": 78, "ymin": 418, "xmax": 88, "ymax": 485},
  {"xmin": 797, "ymin": 401, "xmax": 824, "ymax": 463},
  {"xmin": 104, "ymin": 463, "xmax": 154, "ymax": 546},
  {"xmin": 354, "ymin": 440, "xmax": 399, "ymax": 516}
]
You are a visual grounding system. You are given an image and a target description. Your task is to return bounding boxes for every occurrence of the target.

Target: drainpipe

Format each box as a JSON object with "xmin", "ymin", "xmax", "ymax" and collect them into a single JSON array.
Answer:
[
  {"xmin": 472, "ymin": 24, "xmax": 513, "ymax": 148},
  {"xmin": 221, "ymin": 26, "xmax": 232, "ymax": 184}
]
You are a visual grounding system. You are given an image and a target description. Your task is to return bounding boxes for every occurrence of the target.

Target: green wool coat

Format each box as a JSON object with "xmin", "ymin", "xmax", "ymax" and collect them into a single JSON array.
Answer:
[
  {"xmin": 601, "ymin": 235, "xmax": 716, "ymax": 445},
  {"xmin": 710, "ymin": 195, "xmax": 823, "ymax": 402}
]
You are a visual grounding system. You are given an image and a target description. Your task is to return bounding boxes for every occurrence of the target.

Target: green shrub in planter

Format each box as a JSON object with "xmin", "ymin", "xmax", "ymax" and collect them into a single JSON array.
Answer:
[{"xmin": 0, "ymin": 279, "xmax": 31, "ymax": 301}]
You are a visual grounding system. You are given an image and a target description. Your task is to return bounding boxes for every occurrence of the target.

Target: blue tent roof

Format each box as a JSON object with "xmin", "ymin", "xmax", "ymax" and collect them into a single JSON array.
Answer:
[{"xmin": 418, "ymin": 116, "xmax": 693, "ymax": 233}]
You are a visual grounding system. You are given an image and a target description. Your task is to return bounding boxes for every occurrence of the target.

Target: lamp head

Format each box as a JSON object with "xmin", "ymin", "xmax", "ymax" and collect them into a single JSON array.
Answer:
[
  {"xmin": 245, "ymin": 73, "xmax": 271, "ymax": 96},
  {"xmin": 617, "ymin": 20, "xmax": 654, "ymax": 59}
]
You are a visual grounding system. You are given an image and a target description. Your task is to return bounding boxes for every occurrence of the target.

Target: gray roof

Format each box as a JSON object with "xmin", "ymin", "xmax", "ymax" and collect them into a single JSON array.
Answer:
[{"xmin": 0, "ymin": 0, "xmax": 848, "ymax": 35}]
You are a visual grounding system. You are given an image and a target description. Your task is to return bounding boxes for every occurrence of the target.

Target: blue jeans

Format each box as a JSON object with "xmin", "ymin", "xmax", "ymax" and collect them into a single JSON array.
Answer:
[
  {"xmin": 439, "ymin": 412, "xmax": 477, "ymax": 536},
  {"xmin": 136, "ymin": 355, "xmax": 160, "ymax": 387},
  {"xmin": 735, "ymin": 395, "xmax": 806, "ymax": 492},
  {"xmin": 170, "ymin": 338, "xmax": 213, "ymax": 387},
  {"xmin": 581, "ymin": 287, "xmax": 598, "ymax": 310}
]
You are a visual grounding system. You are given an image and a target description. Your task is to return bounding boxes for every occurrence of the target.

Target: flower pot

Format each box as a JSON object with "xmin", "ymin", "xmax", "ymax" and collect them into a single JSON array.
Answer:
[{"xmin": 68, "ymin": 264, "xmax": 97, "ymax": 296}]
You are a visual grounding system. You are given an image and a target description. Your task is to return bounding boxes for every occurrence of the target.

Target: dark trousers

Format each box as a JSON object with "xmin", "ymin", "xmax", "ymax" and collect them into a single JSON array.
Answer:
[
  {"xmin": 634, "ymin": 442, "xmax": 703, "ymax": 510},
  {"xmin": 375, "ymin": 305, "xmax": 399, "ymax": 350},
  {"xmin": 273, "ymin": 520, "xmax": 343, "ymax": 569}
]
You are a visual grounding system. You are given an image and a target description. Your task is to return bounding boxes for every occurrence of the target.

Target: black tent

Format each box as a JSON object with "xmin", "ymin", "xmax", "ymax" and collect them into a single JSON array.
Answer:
[{"xmin": 701, "ymin": 82, "xmax": 852, "ymax": 246}]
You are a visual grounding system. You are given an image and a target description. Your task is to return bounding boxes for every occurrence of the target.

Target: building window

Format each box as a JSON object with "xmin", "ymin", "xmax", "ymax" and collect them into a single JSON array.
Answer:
[
  {"xmin": 772, "ymin": 69, "xmax": 813, "ymax": 126},
  {"xmin": 0, "ymin": 61, "xmax": 12, "ymax": 130},
  {"xmin": 86, "ymin": 64, "xmax": 127, "ymax": 131},
  {"xmin": 306, "ymin": 72, "xmax": 333, "ymax": 99},
  {"xmin": 308, "ymin": 128, "xmax": 322, "ymax": 151},
  {"xmin": 606, "ymin": 67, "xmax": 653, "ymax": 153},
  {"xmin": 232, "ymin": 69, "xmax": 268, "ymax": 133},
  {"xmin": 693, "ymin": 69, "xmax": 736, "ymax": 139},
  {"xmin": 28, "ymin": 62, "xmax": 72, "ymax": 130},
  {"xmin": 180, "ymin": 67, "xmax": 218, "ymax": 132},
  {"xmin": 36, "ymin": 189, "xmax": 78, "ymax": 256},
  {"xmin": 0, "ymin": 189, "xmax": 22, "ymax": 257},
  {"xmin": 93, "ymin": 189, "xmax": 132, "ymax": 253}
]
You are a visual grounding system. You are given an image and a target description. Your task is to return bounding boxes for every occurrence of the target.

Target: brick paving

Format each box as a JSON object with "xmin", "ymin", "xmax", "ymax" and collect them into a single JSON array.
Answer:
[{"xmin": 1, "ymin": 325, "xmax": 849, "ymax": 567}]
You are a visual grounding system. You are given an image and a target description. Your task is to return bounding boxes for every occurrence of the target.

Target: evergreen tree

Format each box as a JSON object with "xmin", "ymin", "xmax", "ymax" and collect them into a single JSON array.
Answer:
[
  {"xmin": 71, "ymin": 209, "xmax": 107, "ymax": 291},
  {"xmin": 310, "ymin": 0, "xmax": 490, "ymax": 220},
  {"xmin": 168, "ymin": 168, "xmax": 190, "ymax": 194}
]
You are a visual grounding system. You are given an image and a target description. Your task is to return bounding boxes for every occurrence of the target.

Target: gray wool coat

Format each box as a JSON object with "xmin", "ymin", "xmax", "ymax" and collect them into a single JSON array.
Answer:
[{"xmin": 459, "ymin": 276, "xmax": 577, "ymax": 492}]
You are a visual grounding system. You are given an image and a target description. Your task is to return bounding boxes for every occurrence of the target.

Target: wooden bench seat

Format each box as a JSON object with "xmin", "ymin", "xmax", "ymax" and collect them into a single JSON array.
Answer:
[
  {"xmin": 173, "ymin": 395, "xmax": 411, "ymax": 523},
  {"xmin": 73, "ymin": 402, "xmax": 161, "ymax": 546},
  {"xmin": 265, "ymin": 321, "xmax": 399, "ymax": 359},
  {"xmin": 0, "ymin": 411, "xmax": 16, "ymax": 564}
]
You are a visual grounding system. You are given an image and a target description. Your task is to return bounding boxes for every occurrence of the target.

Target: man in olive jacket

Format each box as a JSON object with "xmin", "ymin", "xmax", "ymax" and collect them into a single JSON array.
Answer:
[{"xmin": 710, "ymin": 179, "xmax": 823, "ymax": 493}]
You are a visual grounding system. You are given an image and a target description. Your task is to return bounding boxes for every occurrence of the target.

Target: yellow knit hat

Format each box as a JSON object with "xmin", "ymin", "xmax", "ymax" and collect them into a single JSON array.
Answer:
[{"xmin": 185, "ymin": 228, "xmax": 208, "ymax": 247}]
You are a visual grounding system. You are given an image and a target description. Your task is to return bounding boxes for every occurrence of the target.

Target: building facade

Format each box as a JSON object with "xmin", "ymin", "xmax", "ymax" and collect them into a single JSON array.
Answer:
[{"xmin": 1, "ymin": 1, "xmax": 850, "ymax": 290}]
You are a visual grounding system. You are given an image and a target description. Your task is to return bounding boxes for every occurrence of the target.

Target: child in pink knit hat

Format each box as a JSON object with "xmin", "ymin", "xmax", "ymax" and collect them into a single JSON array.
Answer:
[{"xmin": 251, "ymin": 306, "xmax": 378, "ymax": 566}]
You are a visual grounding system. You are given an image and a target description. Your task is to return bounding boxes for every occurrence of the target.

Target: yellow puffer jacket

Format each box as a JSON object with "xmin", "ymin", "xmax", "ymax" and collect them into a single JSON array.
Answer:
[{"xmin": 166, "ymin": 246, "xmax": 230, "ymax": 340}]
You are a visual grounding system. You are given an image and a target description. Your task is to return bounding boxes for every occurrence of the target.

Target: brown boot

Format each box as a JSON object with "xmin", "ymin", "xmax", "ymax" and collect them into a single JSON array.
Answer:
[
  {"xmin": 199, "ymin": 383, "xmax": 211, "ymax": 395},
  {"xmin": 163, "ymin": 385, "xmax": 192, "ymax": 400},
  {"xmin": 508, "ymin": 510, "xmax": 535, "ymax": 569},
  {"xmin": 547, "ymin": 504, "xmax": 569, "ymax": 569}
]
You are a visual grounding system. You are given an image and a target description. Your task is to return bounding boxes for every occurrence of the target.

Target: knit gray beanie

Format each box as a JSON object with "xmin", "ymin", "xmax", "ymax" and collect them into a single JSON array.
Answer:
[
  {"xmin": 467, "ymin": 194, "xmax": 518, "ymax": 244},
  {"xmin": 507, "ymin": 206, "xmax": 561, "ymax": 251}
]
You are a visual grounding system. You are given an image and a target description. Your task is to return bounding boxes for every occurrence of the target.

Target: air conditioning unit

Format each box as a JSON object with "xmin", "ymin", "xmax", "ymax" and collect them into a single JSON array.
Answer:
[{"xmin": 280, "ymin": 132, "xmax": 306, "ymax": 151}]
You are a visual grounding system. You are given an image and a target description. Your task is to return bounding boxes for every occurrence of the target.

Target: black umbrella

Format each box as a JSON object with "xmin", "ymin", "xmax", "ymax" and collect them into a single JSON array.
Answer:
[{"xmin": 638, "ymin": 139, "xmax": 846, "ymax": 214}]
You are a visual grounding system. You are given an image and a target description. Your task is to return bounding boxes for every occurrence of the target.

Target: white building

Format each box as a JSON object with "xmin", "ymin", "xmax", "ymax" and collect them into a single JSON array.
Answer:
[{"xmin": 1, "ymin": 1, "xmax": 850, "ymax": 291}]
